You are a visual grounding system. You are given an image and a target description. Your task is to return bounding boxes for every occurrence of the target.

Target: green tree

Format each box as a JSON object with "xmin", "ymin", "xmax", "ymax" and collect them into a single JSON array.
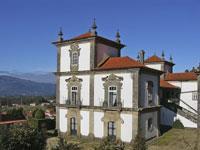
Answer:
[
  {"xmin": 34, "ymin": 109, "xmax": 45, "ymax": 119},
  {"xmin": 6, "ymin": 107, "xmax": 25, "ymax": 120},
  {"xmin": 52, "ymin": 136, "xmax": 81, "ymax": 150},
  {"xmin": 172, "ymin": 119, "xmax": 184, "ymax": 129},
  {"xmin": 131, "ymin": 133, "xmax": 146, "ymax": 150},
  {"xmin": 95, "ymin": 137, "xmax": 125, "ymax": 150},
  {"xmin": 0, "ymin": 125, "xmax": 45, "ymax": 150}
]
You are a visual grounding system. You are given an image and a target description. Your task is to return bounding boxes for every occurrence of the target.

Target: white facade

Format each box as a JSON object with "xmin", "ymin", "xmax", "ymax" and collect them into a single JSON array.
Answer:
[
  {"xmin": 55, "ymin": 31, "xmax": 160, "ymax": 142},
  {"xmin": 169, "ymin": 80, "xmax": 198, "ymax": 113},
  {"xmin": 146, "ymin": 64, "xmax": 162, "ymax": 71}
]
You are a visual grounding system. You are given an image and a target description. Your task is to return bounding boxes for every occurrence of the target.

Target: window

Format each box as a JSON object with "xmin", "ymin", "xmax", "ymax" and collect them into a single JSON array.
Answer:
[
  {"xmin": 108, "ymin": 86, "xmax": 117, "ymax": 107},
  {"xmin": 70, "ymin": 117, "xmax": 77, "ymax": 135},
  {"xmin": 71, "ymin": 86, "xmax": 78, "ymax": 104},
  {"xmin": 147, "ymin": 118, "xmax": 153, "ymax": 132},
  {"xmin": 147, "ymin": 81, "xmax": 153, "ymax": 104},
  {"xmin": 72, "ymin": 52, "xmax": 78, "ymax": 65},
  {"xmin": 108, "ymin": 121, "xmax": 116, "ymax": 138},
  {"xmin": 192, "ymin": 92, "xmax": 198, "ymax": 101}
]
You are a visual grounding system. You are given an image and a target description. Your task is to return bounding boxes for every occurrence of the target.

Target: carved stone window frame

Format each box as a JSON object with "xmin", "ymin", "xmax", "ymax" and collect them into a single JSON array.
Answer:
[
  {"xmin": 101, "ymin": 111, "xmax": 124, "ymax": 140},
  {"xmin": 65, "ymin": 75, "xmax": 82, "ymax": 106},
  {"xmin": 66, "ymin": 108, "xmax": 82, "ymax": 136},
  {"xmin": 102, "ymin": 74, "xmax": 123, "ymax": 108},
  {"xmin": 69, "ymin": 43, "xmax": 81, "ymax": 72}
]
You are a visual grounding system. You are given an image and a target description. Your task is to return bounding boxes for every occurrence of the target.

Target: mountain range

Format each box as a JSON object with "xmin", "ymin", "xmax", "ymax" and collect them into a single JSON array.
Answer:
[
  {"xmin": 0, "ymin": 71, "xmax": 56, "ymax": 96},
  {"xmin": 0, "ymin": 71, "xmax": 55, "ymax": 84}
]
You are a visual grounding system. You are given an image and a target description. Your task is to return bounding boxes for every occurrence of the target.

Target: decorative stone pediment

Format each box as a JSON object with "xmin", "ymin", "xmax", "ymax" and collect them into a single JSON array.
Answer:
[
  {"xmin": 102, "ymin": 73, "xmax": 123, "ymax": 82},
  {"xmin": 65, "ymin": 75, "xmax": 83, "ymax": 83},
  {"xmin": 69, "ymin": 43, "xmax": 81, "ymax": 54}
]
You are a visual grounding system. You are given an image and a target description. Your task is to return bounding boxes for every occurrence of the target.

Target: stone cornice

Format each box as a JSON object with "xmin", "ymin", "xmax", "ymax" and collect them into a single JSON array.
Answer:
[
  {"xmin": 54, "ymin": 68, "xmax": 140, "ymax": 76},
  {"xmin": 56, "ymin": 103, "xmax": 161, "ymax": 112}
]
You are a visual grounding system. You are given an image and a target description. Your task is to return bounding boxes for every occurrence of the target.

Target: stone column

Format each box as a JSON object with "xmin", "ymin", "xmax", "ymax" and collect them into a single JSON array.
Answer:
[
  {"xmin": 198, "ymin": 75, "xmax": 200, "ymax": 128},
  {"xmin": 89, "ymin": 109, "xmax": 94, "ymax": 138},
  {"xmin": 56, "ymin": 46, "xmax": 61, "ymax": 131},
  {"xmin": 132, "ymin": 70, "xmax": 140, "ymax": 108},
  {"xmin": 131, "ymin": 111, "xmax": 139, "ymax": 142},
  {"xmin": 89, "ymin": 73, "xmax": 94, "ymax": 106}
]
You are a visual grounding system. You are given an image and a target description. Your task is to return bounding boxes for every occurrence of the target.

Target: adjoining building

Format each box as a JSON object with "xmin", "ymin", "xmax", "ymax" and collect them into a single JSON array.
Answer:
[
  {"xmin": 53, "ymin": 20, "xmax": 162, "ymax": 142},
  {"xmin": 144, "ymin": 53, "xmax": 200, "ymax": 128}
]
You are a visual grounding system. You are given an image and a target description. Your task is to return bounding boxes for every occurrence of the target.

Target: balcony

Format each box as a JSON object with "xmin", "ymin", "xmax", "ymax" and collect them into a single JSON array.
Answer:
[
  {"xmin": 65, "ymin": 99, "xmax": 82, "ymax": 108},
  {"xmin": 102, "ymin": 100, "xmax": 122, "ymax": 111}
]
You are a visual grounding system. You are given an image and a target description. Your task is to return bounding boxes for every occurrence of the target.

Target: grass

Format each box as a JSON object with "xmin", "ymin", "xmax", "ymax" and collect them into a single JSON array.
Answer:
[
  {"xmin": 148, "ymin": 128, "xmax": 200, "ymax": 150},
  {"xmin": 46, "ymin": 128, "xmax": 200, "ymax": 150}
]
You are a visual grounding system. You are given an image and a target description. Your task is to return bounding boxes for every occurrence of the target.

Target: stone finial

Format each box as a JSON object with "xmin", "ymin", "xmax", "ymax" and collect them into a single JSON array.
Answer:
[
  {"xmin": 191, "ymin": 67, "xmax": 196, "ymax": 72},
  {"xmin": 91, "ymin": 18, "xmax": 97, "ymax": 36},
  {"xmin": 139, "ymin": 50, "xmax": 145, "ymax": 64},
  {"xmin": 161, "ymin": 51, "xmax": 165, "ymax": 60},
  {"xmin": 185, "ymin": 69, "xmax": 189, "ymax": 72},
  {"xmin": 198, "ymin": 63, "xmax": 200, "ymax": 71},
  {"xmin": 115, "ymin": 29, "xmax": 121, "ymax": 43},
  {"xmin": 58, "ymin": 27, "xmax": 63, "ymax": 42},
  {"xmin": 137, "ymin": 53, "xmax": 140, "ymax": 61},
  {"xmin": 170, "ymin": 55, "xmax": 173, "ymax": 63}
]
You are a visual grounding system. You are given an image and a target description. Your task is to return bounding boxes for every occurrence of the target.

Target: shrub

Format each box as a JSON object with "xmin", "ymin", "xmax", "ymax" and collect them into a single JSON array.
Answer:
[
  {"xmin": 0, "ymin": 125, "xmax": 45, "ymax": 150},
  {"xmin": 131, "ymin": 133, "xmax": 146, "ymax": 150},
  {"xmin": 34, "ymin": 109, "xmax": 45, "ymax": 119},
  {"xmin": 4, "ymin": 107, "xmax": 25, "ymax": 121},
  {"xmin": 28, "ymin": 118, "xmax": 55, "ymax": 130},
  {"xmin": 51, "ymin": 136, "xmax": 81, "ymax": 150},
  {"xmin": 172, "ymin": 119, "xmax": 184, "ymax": 129},
  {"xmin": 95, "ymin": 137, "xmax": 125, "ymax": 150}
]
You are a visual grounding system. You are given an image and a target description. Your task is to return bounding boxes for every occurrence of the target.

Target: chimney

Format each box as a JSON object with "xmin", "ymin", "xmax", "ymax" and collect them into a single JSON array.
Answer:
[{"xmin": 139, "ymin": 50, "xmax": 145, "ymax": 63}]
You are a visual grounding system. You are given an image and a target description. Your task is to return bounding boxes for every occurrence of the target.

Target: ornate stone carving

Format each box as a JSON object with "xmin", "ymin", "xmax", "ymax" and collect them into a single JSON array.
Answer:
[
  {"xmin": 102, "ymin": 74, "xmax": 123, "ymax": 109},
  {"xmin": 101, "ymin": 111, "xmax": 123, "ymax": 140},
  {"xmin": 65, "ymin": 108, "xmax": 82, "ymax": 136},
  {"xmin": 65, "ymin": 75, "xmax": 82, "ymax": 107},
  {"xmin": 69, "ymin": 43, "xmax": 81, "ymax": 72}
]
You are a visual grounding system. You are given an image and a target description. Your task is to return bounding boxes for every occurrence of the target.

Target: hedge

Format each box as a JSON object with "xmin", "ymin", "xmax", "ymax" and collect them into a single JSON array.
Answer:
[{"xmin": 28, "ymin": 118, "xmax": 55, "ymax": 130}]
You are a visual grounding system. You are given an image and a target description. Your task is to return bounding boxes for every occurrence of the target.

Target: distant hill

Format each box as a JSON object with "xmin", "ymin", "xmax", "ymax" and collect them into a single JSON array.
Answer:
[
  {"xmin": 0, "ymin": 75, "xmax": 55, "ymax": 96},
  {"xmin": 0, "ymin": 71, "xmax": 55, "ymax": 84}
]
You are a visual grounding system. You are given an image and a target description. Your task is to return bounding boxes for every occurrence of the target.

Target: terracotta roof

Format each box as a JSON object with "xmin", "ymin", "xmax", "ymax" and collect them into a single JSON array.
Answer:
[
  {"xmin": 165, "ymin": 72, "xmax": 198, "ymax": 81},
  {"xmin": 97, "ymin": 56, "xmax": 145, "ymax": 70},
  {"xmin": 160, "ymin": 80, "xmax": 178, "ymax": 89},
  {"xmin": 145, "ymin": 55, "xmax": 174, "ymax": 65},
  {"xmin": 53, "ymin": 32, "xmax": 125, "ymax": 49},
  {"xmin": 70, "ymin": 32, "xmax": 94, "ymax": 40},
  {"xmin": 0, "ymin": 120, "xmax": 27, "ymax": 125}
]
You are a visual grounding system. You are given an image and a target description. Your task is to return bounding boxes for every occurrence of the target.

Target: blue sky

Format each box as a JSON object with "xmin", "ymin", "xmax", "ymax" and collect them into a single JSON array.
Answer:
[{"xmin": 0, "ymin": 0, "xmax": 199, "ymax": 72}]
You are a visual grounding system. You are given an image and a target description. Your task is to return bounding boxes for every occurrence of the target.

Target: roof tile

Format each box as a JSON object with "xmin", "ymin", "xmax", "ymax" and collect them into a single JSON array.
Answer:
[
  {"xmin": 160, "ymin": 80, "xmax": 178, "ymax": 89},
  {"xmin": 97, "ymin": 56, "xmax": 144, "ymax": 70},
  {"xmin": 165, "ymin": 72, "xmax": 198, "ymax": 81}
]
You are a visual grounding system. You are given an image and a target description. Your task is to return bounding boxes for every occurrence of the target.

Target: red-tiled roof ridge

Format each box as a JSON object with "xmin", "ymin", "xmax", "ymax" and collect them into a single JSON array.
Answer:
[
  {"xmin": 70, "ymin": 32, "xmax": 94, "ymax": 40},
  {"xmin": 145, "ymin": 55, "xmax": 174, "ymax": 65},
  {"xmin": 0, "ymin": 120, "xmax": 27, "ymax": 125},
  {"xmin": 53, "ymin": 31, "xmax": 125, "ymax": 48},
  {"xmin": 165, "ymin": 72, "xmax": 198, "ymax": 81},
  {"xmin": 160, "ymin": 80, "xmax": 179, "ymax": 89},
  {"xmin": 97, "ymin": 56, "xmax": 145, "ymax": 70},
  {"xmin": 145, "ymin": 55, "xmax": 163, "ymax": 63}
]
